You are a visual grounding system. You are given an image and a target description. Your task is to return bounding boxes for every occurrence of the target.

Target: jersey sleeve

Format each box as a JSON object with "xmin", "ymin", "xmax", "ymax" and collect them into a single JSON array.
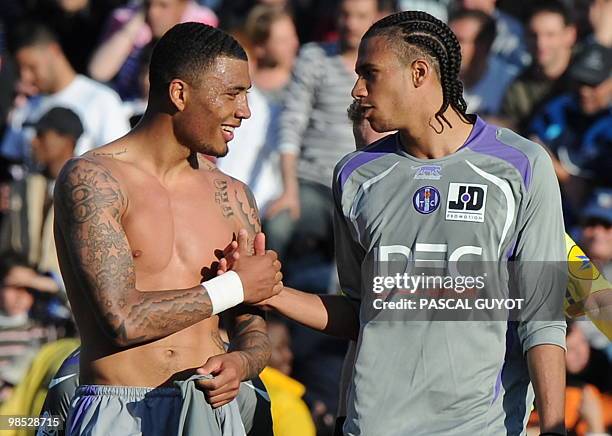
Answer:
[
  {"xmin": 333, "ymin": 165, "xmax": 365, "ymax": 304},
  {"xmin": 511, "ymin": 148, "xmax": 567, "ymax": 353}
]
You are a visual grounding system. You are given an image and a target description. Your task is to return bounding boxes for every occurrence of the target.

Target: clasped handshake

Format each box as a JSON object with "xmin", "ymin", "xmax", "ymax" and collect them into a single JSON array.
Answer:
[{"xmin": 210, "ymin": 228, "xmax": 283, "ymax": 307}]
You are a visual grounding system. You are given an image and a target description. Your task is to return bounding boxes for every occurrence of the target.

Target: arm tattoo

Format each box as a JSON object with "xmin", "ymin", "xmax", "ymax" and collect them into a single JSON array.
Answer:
[
  {"xmin": 234, "ymin": 186, "xmax": 262, "ymax": 235},
  {"xmin": 227, "ymin": 313, "xmax": 270, "ymax": 380},
  {"xmin": 55, "ymin": 158, "xmax": 215, "ymax": 347},
  {"xmin": 214, "ymin": 179, "xmax": 234, "ymax": 218}
]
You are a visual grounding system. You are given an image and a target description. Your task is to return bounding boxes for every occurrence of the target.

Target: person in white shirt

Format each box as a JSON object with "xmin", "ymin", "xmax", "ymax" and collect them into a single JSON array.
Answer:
[{"xmin": 1, "ymin": 21, "xmax": 130, "ymax": 163}]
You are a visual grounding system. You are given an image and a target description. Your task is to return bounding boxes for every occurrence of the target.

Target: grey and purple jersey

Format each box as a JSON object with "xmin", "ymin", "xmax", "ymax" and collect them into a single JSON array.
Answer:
[{"xmin": 333, "ymin": 117, "xmax": 566, "ymax": 435}]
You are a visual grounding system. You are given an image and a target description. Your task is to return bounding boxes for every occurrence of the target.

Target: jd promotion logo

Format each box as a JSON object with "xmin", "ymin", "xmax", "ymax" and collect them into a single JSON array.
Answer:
[{"xmin": 445, "ymin": 183, "xmax": 487, "ymax": 223}]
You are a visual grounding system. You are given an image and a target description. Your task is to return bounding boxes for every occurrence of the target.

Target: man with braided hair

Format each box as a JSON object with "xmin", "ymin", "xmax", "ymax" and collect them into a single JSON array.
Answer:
[
  {"xmin": 260, "ymin": 10, "xmax": 568, "ymax": 435},
  {"xmin": 53, "ymin": 22, "xmax": 283, "ymax": 435}
]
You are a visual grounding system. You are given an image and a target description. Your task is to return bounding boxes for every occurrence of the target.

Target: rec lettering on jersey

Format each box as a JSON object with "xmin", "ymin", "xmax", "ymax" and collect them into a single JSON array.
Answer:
[{"xmin": 446, "ymin": 183, "xmax": 488, "ymax": 222}]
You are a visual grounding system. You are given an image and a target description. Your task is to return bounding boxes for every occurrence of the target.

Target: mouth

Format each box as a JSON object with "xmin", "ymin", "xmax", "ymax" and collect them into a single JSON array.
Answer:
[
  {"xmin": 221, "ymin": 125, "xmax": 237, "ymax": 142},
  {"xmin": 360, "ymin": 105, "xmax": 374, "ymax": 118}
]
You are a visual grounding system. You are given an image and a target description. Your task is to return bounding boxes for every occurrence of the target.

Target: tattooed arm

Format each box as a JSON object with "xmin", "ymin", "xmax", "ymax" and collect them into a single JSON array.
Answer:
[
  {"xmin": 54, "ymin": 158, "xmax": 279, "ymax": 347},
  {"xmin": 216, "ymin": 177, "xmax": 271, "ymax": 378}
]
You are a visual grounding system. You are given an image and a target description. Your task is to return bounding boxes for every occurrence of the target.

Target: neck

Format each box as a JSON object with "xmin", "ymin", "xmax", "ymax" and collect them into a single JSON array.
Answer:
[
  {"xmin": 253, "ymin": 64, "xmax": 292, "ymax": 91},
  {"xmin": 128, "ymin": 109, "xmax": 193, "ymax": 179},
  {"xmin": 541, "ymin": 51, "xmax": 571, "ymax": 80},
  {"xmin": 49, "ymin": 154, "xmax": 74, "ymax": 179},
  {"xmin": 398, "ymin": 108, "xmax": 474, "ymax": 159},
  {"xmin": 462, "ymin": 60, "xmax": 488, "ymax": 88},
  {"xmin": 50, "ymin": 59, "xmax": 77, "ymax": 94}
]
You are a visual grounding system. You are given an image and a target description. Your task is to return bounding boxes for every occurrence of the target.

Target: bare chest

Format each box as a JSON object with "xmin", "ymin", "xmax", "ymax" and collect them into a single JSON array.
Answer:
[{"xmin": 121, "ymin": 178, "xmax": 236, "ymax": 289}]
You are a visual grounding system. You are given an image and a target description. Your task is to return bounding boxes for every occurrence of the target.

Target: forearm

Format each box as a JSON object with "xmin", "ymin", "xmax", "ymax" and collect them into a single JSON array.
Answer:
[
  {"xmin": 527, "ymin": 344, "xmax": 566, "ymax": 434},
  {"xmin": 269, "ymin": 287, "xmax": 359, "ymax": 340},
  {"xmin": 279, "ymin": 152, "xmax": 298, "ymax": 194},
  {"xmin": 227, "ymin": 312, "xmax": 271, "ymax": 380},
  {"xmin": 116, "ymin": 284, "xmax": 215, "ymax": 346},
  {"xmin": 89, "ymin": 18, "xmax": 142, "ymax": 81}
]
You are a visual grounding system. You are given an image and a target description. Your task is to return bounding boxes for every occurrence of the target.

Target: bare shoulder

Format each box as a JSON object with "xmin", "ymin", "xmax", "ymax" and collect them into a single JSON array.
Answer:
[
  {"xmin": 196, "ymin": 155, "xmax": 262, "ymax": 237},
  {"xmin": 55, "ymin": 156, "xmax": 128, "ymax": 223}
]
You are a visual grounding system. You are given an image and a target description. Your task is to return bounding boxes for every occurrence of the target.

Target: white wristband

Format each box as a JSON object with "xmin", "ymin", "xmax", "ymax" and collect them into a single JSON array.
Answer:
[{"xmin": 202, "ymin": 271, "xmax": 244, "ymax": 315}]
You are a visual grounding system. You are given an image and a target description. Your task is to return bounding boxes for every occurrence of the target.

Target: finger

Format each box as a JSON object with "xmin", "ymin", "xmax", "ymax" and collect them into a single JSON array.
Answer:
[
  {"xmin": 223, "ymin": 240, "xmax": 238, "ymax": 257},
  {"xmin": 264, "ymin": 202, "xmax": 281, "ymax": 219},
  {"xmin": 210, "ymin": 398, "xmax": 234, "ymax": 409},
  {"xmin": 275, "ymin": 271, "xmax": 283, "ymax": 282},
  {"xmin": 254, "ymin": 232, "xmax": 266, "ymax": 256},
  {"xmin": 290, "ymin": 206, "xmax": 300, "ymax": 220},
  {"xmin": 204, "ymin": 379, "xmax": 239, "ymax": 398},
  {"xmin": 237, "ymin": 229, "xmax": 250, "ymax": 256},
  {"xmin": 198, "ymin": 358, "xmax": 222, "ymax": 377},
  {"xmin": 272, "ymin": 259, "xmax": 281, "ymax": 271},
  {"xmin": 265, "ymin": 250, "xmax": 278, "ymax": 261},
  {"xmin": 198, "ymin": 377, "xmax": 222, "ymax": 392},
  {"xmin": 217, "ymin": 258, "xmax": 228, "ymax": 273},
  {"xmin": 272, "ymin": 281, "xmax": 283, "ymax": 295},
  {"xmin": 208, "ymin": 390, "xmax": 240, "ymax": 408}
]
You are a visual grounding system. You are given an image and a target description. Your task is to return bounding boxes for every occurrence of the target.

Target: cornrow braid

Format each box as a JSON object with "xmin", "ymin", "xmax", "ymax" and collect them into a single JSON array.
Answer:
[
  {"xmin": 149, "ymin": 22, "xmax": 247, "ymax": 95},
  {"xmin": 364, "ymin": 11, "xmax": 469, "ymax": 129}
]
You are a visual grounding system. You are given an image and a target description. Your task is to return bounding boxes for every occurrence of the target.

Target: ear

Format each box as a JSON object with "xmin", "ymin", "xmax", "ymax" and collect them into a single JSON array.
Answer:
[
  {"xmin": 254, "ymin": 44, "xmax": 266, "ymax": 60},
  {"xmin": 168, "ymin": 79, "xmax": 188, "ymax": 111},
  {"xmin": 411, "ymin": 59, "xmax": 431, "ymax": 88},
  {"xmin": 565, "ymin": 25, "xmax": 577, "ymax": 46}
]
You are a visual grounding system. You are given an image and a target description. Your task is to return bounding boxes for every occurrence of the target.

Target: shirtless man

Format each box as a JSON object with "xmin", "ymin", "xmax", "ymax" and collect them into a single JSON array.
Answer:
[{"xmin": 53, "ymin": 23, "xmax": 282, "ymax": 435}]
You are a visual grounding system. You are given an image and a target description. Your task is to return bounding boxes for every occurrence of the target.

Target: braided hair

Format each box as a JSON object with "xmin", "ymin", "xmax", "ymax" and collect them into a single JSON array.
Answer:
[
  {"xmin": 364, "ymin": 11, "xmax": 470, "ymax": 129},
  {"xmin": 149, "ymin": 22, "xmax": 247, "ymax": 95}
]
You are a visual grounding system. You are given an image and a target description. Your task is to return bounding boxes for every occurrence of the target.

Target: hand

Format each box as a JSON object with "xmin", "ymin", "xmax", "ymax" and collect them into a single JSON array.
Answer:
[
  {"xmin": 252, "ymin": 291, "xmax": 283, "ymax": 311},
  {"xmin": 215, "ymin": 239, "xmax": 239, "ymax": 276},
  {"xmin": 231, "ymin": 230, "xmax": 283, "ymax": 304},
  {"xmin": 4, "ymin": 266, "xmax": 59, "ymax": 293},
  {"xmin": 265, "ymin": 190, "xmax": 300, "ymax": 220},
  {"xmin": 579, "ymin": 385, "xmax": 605, "ymax": 433},
  {"xmin": 216, "ymin": 230, "xmax": 267, "ymax": 276},
  {"xmin": 197, "ymin": 352, "xmax": 246, "ymax": 408}
]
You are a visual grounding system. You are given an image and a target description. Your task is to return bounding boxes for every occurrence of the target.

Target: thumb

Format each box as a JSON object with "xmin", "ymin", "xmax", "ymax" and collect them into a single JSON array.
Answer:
[
  {"xmin": 237, "ymin": 228, "xmax": 250, "ymax": 256},
  {"xmin": 199, "ymin": 356, "xmax": 223, "ymax": 376},
  {"xmin": 254, "ymin": 232, "xmax": 266, "ymax": 256}
]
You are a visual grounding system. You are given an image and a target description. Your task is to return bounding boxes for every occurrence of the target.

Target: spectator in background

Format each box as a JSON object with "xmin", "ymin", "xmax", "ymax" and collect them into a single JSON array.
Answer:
[
  {"xmin": 0, "ymin": 107, "xmax": 83, "ymax": 278},
  {"xmin": 0, "ymin": 253, "xmax": 61, "ymax": 402},
  {"xmin": 0, "ymin": 22, "xmax": 129, "ymax": 164},
  {"xmin": 88, "ymin": 0, "xmax": 217, "ymax": 100},
  {"xmin": 244, "ymin": 5, "xmax": 299, "ymax": 104},
  {"xmin": 259, "ymin": 316, "xmax": 316, "ymax": 436},
  {"xmin": 527, "ymin": 320, "xmax": 610, "ymax": 435},
  {"xmin": 217, "ymin": 5, "xmax": 300, "ymax": 215},
  {"xmin": 0, "ymin": 42, "xmax": 17, "ymax": 142},
  {"xmin": 501, "ymin": 0, "xmax": 577, "ymax": 133},
  {"xmin": 589, "ymin": 0, "xmax": 612, "ymax": 47},
  {"xmin": 122, "ymin": 40, "xmax": 155, "ymax": 127},
  {"xmin": 580, "ymin": 189, "xmax": 612, "ymax": 279},
  {"xmin": 265, "ymin": 0, "xmax": 382, "ymax": 261},
  {"xmin": 459, "ymin": 0, "xmax": 530, "ymax": 70},
  {"xmin": 397, "ymin": 0, "xmax": 451, "ymax": 22},
  {"xmin": 528, "ymin": 42, "xmax": 612, "ymax": 211},
  {"xmin": 30, "ymin": 0, "xmax": 122, "ymax": 75},
  {"xmin": 449, "ymin": 9, "xmax": 519, "ymax": 115}
]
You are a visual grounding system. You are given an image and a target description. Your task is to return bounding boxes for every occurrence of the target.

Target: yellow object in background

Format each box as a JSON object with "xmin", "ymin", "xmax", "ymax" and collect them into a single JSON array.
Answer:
[{"xmin": 564, "ymin": 234, "xmax": 612, "ymax": 339}]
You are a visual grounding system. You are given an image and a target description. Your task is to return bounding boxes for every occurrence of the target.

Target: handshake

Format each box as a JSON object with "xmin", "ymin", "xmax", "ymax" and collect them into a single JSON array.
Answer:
[{"xmin": 202, "ymin": 229, "xmax": 283, "ymax": 314}]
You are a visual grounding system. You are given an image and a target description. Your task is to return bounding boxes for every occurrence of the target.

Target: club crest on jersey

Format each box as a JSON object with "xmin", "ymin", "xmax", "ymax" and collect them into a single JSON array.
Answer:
[
  {"xmin": 413, "ymin": 186, "xmax": 440, "ymax": 214},
  {"xmin": 446, "ymin": 183, "xmax": 487, "ymax": 222},
  {"xmin": 412, "ymin": 164, "xmax": 442, "ymax": 180}
]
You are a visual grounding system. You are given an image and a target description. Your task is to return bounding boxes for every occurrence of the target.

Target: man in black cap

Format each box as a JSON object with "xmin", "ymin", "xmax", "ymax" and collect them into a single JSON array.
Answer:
[
  {"xmin": 526, "ymin": 42, "xmax": 612, "ymax": 223},
  {"xmin": 0, "ymin": 107, "xmax": 83, "ymax": 277}
]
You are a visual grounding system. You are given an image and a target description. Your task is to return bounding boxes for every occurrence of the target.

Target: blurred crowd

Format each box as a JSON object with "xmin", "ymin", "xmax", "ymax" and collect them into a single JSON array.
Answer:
[{"xmin": 0, "ymin": 0, "xmax": 609, "ymax": 435}]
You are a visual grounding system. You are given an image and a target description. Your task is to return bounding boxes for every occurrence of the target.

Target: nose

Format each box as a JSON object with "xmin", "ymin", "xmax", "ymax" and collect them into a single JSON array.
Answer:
[
  {"xmin": 236, "ymin": 94, "xmax": 251, "ymax": 120},
  {"xmin": 351, "ymin": 77, "xmax": 367, "ymax": 100}
]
